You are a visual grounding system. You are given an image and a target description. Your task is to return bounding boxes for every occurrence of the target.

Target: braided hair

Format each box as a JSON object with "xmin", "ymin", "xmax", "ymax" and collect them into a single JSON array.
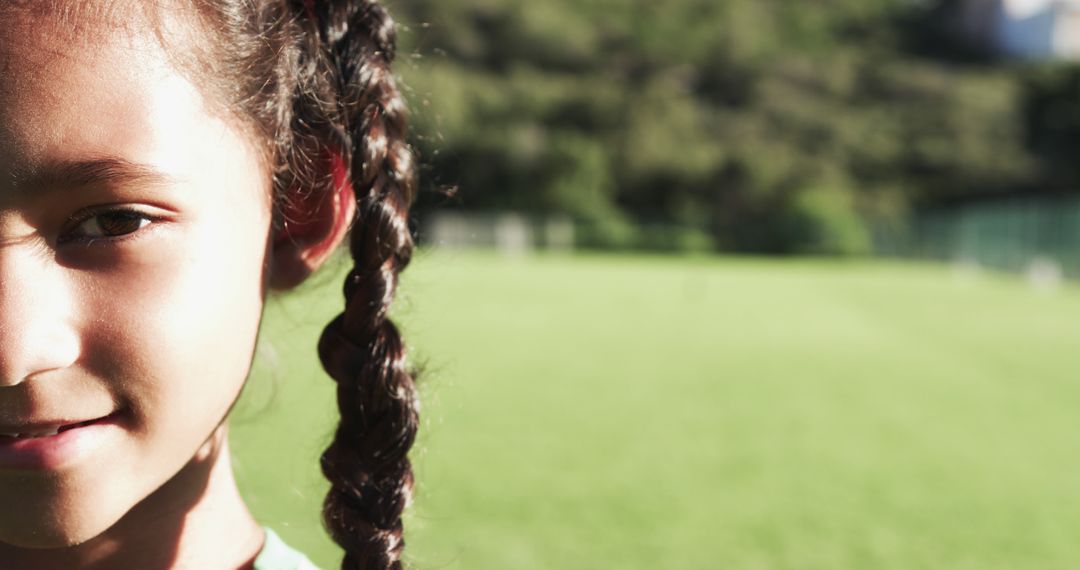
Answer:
[
  {"xmin": 186, "ymin": 1, "xmax": 418, "ymax": 568},
  {"xmin": 307, "ymin": 4, "xmax": 418, "ymax": 569}
]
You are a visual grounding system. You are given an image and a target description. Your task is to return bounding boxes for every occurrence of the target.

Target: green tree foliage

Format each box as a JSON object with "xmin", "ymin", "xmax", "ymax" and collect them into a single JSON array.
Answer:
[{"xmin": 393, "ymin": 0, "xmax": 1072, "ymax": 254}]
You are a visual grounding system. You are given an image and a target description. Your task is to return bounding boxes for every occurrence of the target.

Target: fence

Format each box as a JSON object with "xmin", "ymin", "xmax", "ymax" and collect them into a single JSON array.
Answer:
[
  {"xmin": 898, "ymin": 194, "xmax": 1080, "ymax": 280},
  {"xmin": 421, "ymin": 198, "xmax": 1080, "ymax": 280},
  {"xmin": 420, "ymin": 212, "xmax": 575, "ymax": 255}
]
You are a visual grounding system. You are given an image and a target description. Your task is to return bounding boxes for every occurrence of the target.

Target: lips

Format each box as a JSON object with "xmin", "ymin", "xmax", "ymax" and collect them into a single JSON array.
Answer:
[
  {"xmin": 0, "ymin": 412, "xmax": 123, "ymax": 470},
  {"xmin": 0, "ymin": 417, "xmax": 105, "ymax": 439}
]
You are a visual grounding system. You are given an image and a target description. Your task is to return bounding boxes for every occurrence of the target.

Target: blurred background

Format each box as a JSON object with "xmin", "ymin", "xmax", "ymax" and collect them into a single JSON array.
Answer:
[{"xmin": 232, "ymin": 0, "xmax": 1080, "ymax": 568}]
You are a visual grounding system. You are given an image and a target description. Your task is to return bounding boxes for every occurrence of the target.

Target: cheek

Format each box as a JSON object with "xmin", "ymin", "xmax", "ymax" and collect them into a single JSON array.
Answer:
[{"xmin": 78, "ymin": 205, "xmax": 272, "ymax": 433}]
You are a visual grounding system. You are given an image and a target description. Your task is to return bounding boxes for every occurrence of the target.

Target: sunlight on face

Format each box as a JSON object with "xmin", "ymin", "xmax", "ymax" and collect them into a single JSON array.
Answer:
[{"xmin": 0, "ymin": 5, "xmax": 273, "ymax": 547}]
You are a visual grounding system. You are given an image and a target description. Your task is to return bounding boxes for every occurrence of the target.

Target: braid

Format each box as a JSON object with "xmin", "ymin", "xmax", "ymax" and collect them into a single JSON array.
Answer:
[{"xmin": 304, "ymin": 3, "xmax": 419, "ymax": 570}]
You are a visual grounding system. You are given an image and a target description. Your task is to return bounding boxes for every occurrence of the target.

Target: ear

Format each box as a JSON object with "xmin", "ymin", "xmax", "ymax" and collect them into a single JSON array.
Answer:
[{"xmin": 268, "ymin": 151, "xmax": 356, "ymax": 290}]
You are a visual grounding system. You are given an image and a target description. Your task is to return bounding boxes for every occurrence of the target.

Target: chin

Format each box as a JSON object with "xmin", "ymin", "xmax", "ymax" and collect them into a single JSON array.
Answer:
[
  {"xmin": 0, "ymin": 476, "xmax": 129, "ymax": 550},
  {"xmin": 0, "ymin": 512, "xmax": 122, "ymax": 551},
  {"xmin": 0, "ymin": 517, "xmax": 103, "ymax": 550},
  {"xmin": 0, "ymin": 525, "xmax": 89, "ymax": 550}
]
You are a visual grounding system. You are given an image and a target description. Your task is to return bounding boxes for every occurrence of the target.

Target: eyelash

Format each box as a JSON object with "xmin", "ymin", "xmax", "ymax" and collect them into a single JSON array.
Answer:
[{"xmin": 59, "ymin": 207, "xmax": 157, "ymax": 246}]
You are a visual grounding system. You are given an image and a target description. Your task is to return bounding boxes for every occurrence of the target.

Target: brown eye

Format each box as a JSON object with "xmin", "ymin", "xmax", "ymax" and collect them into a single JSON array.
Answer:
[{"xmin": 67, "ymin": 210, "xmax": 152, "ymax": 241}]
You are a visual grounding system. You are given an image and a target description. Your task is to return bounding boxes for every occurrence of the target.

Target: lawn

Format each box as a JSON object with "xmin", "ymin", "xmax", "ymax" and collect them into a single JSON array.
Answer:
[{"xmin": 231, "ymin": 250, "xmax": 1080, "ymax": 570}]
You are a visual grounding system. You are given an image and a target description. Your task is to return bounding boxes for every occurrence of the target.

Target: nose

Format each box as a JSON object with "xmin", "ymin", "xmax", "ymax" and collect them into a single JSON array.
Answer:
[{"xmin": 0, "ymin": 246, "xmax": 80, "ymax": 387}]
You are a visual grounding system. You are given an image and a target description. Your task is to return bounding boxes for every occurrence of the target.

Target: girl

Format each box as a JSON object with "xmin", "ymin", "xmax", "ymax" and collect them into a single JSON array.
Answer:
[{"xmin": 0, "ymin": 1, "xmax": 417, "ymax": 569}]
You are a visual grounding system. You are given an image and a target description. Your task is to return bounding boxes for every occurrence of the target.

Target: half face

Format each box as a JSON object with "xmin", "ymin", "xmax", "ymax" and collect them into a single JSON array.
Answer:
[{"xmin": 0, "ymin": 6, "xmax": 273, "ymax": 547}]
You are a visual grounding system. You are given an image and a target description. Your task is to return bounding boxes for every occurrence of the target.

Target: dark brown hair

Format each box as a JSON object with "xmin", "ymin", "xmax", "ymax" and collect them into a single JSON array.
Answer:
[{"xmin": 186, "ymin": 1, "xmax": 418, "ymax": 568}]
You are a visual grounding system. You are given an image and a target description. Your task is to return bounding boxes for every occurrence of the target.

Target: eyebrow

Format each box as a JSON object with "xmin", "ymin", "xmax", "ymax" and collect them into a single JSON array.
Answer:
[{"xmin": 14, "ymin": 157, "xmax": 175, "ymax": 195}]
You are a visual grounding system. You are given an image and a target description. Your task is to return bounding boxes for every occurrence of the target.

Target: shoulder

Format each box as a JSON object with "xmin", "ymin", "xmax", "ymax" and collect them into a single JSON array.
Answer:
[{"xmin": 254, "ymin": 527, "xmax": 321, "ymax": 570}]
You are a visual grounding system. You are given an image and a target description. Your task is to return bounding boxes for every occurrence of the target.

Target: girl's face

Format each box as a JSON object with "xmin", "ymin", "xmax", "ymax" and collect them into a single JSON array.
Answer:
[{"xmin": 0, "ymin": 6, "xmax": 273, "ymax": 547}]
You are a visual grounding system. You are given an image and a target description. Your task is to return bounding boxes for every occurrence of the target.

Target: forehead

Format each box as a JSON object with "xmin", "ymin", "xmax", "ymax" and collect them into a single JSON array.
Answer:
[
  {"xmin": 0, "ymin": 1, "xmax": 228, "ymax": 189},
  {"xmin": 0, "ymin": 0, "xmax": 199, "ymax": 96},
  {"xmin": 0, "ymin": 1, "xmax": 148, "ymax": 52}
]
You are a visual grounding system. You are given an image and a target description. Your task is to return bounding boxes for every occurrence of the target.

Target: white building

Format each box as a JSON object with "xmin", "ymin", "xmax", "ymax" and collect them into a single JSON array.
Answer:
[{"xmin": 957, "ymin": 0, "xmax": 1080, "ymax": 60}]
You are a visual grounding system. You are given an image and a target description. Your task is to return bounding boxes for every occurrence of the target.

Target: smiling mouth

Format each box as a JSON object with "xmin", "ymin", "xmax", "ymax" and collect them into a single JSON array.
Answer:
[{"xmin": 0, "ymin": 413, "xmax": 119, "ymax": 440}]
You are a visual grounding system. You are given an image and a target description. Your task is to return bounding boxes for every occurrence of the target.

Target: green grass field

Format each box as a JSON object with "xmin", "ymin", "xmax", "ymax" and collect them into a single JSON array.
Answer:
[{"xmin": 230, "ymin": 250, "xmax": 1080, "ymax": 569}]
